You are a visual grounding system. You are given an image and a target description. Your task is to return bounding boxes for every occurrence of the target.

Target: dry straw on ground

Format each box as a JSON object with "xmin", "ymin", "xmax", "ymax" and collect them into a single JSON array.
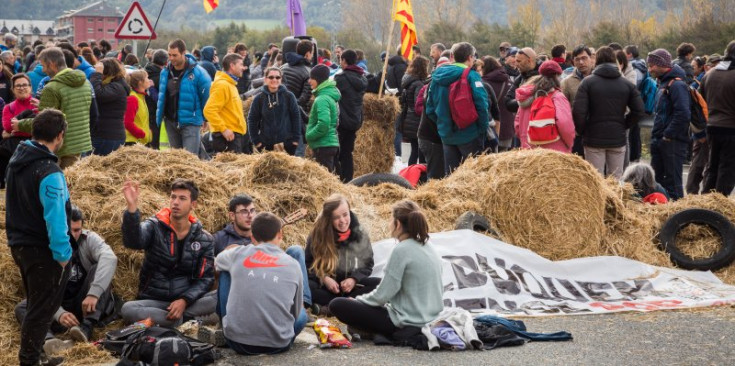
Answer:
[{"xmin": 1, "ymin": 147, "xmax": 734, "ymax": 365}]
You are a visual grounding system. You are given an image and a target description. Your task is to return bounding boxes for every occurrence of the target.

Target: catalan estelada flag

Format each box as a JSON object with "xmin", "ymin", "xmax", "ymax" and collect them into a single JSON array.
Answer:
[
  {"xmin": 394, "ymin": 0, "xmax": 418, "ymax": 60},
  {"xmin": 203, "ymin": 0, "xmax": 219, "ymax": 13}
]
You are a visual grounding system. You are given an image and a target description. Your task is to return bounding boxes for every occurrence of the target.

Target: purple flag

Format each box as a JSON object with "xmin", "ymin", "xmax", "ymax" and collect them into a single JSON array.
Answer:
[{"xmin": 287, "ymin": 0, "xmax": 307, "ymax": 36}]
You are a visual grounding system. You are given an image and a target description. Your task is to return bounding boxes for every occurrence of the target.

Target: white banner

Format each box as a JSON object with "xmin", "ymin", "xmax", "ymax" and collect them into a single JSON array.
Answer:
[{"xmin": 371, "ymin": 230, "xmax": 735, "ymax": 316}]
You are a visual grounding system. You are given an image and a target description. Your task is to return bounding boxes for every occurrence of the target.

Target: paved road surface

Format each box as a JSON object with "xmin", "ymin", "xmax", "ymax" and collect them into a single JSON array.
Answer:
[{"xmin": 215, "ymin": 306, "xmax": 735, "ymax": 366}]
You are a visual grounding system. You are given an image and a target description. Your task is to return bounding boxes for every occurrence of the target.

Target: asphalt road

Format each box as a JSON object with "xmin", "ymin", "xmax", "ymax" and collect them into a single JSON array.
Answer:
[{"xmin": 214, "ymin": 306, "xmax": 735, "ymax": 366}]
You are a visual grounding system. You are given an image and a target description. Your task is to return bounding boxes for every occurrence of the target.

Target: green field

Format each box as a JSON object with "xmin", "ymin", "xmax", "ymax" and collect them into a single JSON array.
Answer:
[{"xmin": 209, "ymin": 19, "xmax": 282, "ymax": 31}]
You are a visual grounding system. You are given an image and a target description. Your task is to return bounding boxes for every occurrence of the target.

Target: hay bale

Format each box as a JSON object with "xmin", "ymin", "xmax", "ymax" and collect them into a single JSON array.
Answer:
[{"xmin": 353, "ymin": 95, "xmax": 399, "ymax": 177}]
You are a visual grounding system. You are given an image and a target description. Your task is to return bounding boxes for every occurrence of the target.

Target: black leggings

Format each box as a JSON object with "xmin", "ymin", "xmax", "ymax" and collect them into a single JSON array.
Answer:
[
  {"xmin": 407, "ymin": 138, "xmax": 425, "ymax": 166},
  {"xmin": 309, "ymin": 277, "xmax": 381, "ymax": 306},
  {"xmin": 329, "ymin": 298, "xmax": 397, "ymax": 336}
]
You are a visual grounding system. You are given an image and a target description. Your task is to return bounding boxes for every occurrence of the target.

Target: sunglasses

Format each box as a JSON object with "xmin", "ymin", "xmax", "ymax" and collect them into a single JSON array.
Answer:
[
  {"xmin": 267, "ymin": 76, "xmax": 282, "ymax": 80},
  {"xmin": 499, "ymin": 47, "xmax": 508, "ymax": 51}
]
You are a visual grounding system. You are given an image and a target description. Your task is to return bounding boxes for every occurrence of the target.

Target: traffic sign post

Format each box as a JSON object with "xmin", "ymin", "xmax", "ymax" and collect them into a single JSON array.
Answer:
[{"xmin": 114, "ymin": 2, "xmax": 157, "ymax": 40}]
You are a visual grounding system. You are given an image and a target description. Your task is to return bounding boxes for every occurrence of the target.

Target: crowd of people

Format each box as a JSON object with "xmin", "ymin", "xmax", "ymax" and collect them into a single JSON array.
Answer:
[{"xmin": 2, "ymin": 30, "xmax": 735, "ymax": 365}]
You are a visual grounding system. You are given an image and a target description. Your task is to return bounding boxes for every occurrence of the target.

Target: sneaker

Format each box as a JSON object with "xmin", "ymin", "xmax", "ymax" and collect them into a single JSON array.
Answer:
[
  {"xmin": 198, "ymin": 325, "xmax": 226, "ymax": 347},
  {"xmin": 310, "ymin": 303, "xmax": 332, "ymax": 317},
  {"xmin": 39, "ymin": 354, "xmax": 65, "ymax": 366},
  {"xmin": 68, "ymin": 325, "xmax": 90, "ymax": 343},
  {"xmin": 42, "ymin": 338, "xmax": 73, "ymax": 356},
  {"xmin": 347, "ymin": 326, "xmax": 375, "ymax": 341},
  {"xmin": 195, "ymin": 313, "xmax": 220, "ymax": 326}
]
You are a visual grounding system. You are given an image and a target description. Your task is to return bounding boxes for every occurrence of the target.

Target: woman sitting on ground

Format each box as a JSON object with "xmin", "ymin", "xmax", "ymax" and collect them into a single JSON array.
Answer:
[
  {"xmin": 329, "ymin": 200, "xmax": 443, "ymax": 337},
  {"xmin": 622, "ymin": 162, "xmax": 669, "ymax": 204},
  {"xmin": 304, "ymin": 194, "xmax": 380, "ymax": 314}
]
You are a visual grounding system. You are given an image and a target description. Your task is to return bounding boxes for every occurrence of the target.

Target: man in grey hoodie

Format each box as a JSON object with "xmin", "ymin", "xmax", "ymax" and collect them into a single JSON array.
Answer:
[
  {"xmin": 215, "ymin": 212, "xmax": 307, "ymax": 355},
  {"xmin": 15, "ymin": 205, "xmax": 118, "ymax": 355}
]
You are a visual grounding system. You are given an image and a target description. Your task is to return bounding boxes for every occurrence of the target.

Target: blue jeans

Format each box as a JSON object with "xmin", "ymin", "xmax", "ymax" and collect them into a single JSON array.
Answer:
[
  {"xmin": 217, "ymin": 271, "xmax": 308, "ymax": 355},
  {"xmin": 164, "ymin": 118, "xmax": 202, "ymax": 156},
  {"xmin": 284, "ymin": 245, "xmax": 312, "ymax": 307},
  {"xmin": 650, "ymin": 138, "xmax": 687, "ymax": 200},
  {"xmin": 295, "ymin": 135, "xmax": 306, "ymax": 157},
  {"xmin": 443, "ymin": 135, "xmax": 485, "ymax": 174},
  {"xmin": 91, "ymin": 138, "xmax": 124, "ymax": 156}
]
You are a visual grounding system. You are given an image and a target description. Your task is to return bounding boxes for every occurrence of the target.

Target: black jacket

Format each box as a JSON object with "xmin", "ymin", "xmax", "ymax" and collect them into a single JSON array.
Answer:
[
  {"xmin": 247, "ymin": 84, "xmax": 301, "ymax": 147},
  {"xmin": 6, "ymin": 141, "xmax": 73, "ymax": 255},
  {"xmin": 334, "ymin": 66, "xmax": 368, "ymax": 131},
  {"xmin": 386, "ymin": 56, "xmax": 408, "ymax": 94},
  {"xmin": 398, "ymin": 74, "xmax": 426, "ymax": 139},
  {"xmin": 417, "ymin": 80, "xmax": 441, "ymax": 144},
  {"xmin": 236, "ymin": 56, "xmax": 252, "ymax": 95},
  {"xmin": 483, "ymin": 68, "xmax": 515, "ymax": 141},
  {"xmin": 673, "ymin": 57, "xmax": 695, "ymax": 85},
  {"xmin": 122, "ymin": 208, "xmax": 215, "ymax": 304},
  {"xmin": 213, "ymin": 223, "xmax": 252, "ymax": 256},
  {"xmin": 90, "ymin": 73, "xmax": 131, "ymax": 140},
  {"xmin": 504, "ymin": 63, "xmax": 540, "ymax": 113},
  {"xmin": 281, "ymin": 52, "xmax": 312, "ymax": 113},
  {"xmin": 572, "ymin": 63, "xmax": 645, "ymax": 148},
  {"xmin": 304, "ymin": 212, "xmax": 374, "ymax": 284},
  {"xmin": 144, "ymin": 63, "xmax": 163, "ymax": 129}
]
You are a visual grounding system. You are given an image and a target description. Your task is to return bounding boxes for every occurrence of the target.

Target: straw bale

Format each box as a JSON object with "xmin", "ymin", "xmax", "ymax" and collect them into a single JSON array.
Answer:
[{"xmin": 353, "ymin": 95, "xmax": 400, "ymax": 177}]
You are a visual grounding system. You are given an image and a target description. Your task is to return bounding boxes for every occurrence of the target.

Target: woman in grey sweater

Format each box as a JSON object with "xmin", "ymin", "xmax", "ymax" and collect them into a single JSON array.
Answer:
[{"xmin": 329, "ymin": 200, "xmax": 444, "ymax": 336}]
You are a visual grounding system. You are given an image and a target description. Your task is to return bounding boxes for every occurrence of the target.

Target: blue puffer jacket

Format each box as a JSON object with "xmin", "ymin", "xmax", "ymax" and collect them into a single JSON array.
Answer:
[
  {"xmin": 28, "ymin": 63, "xmax": 47, "ymax": 95},
  {"xmin": 156, "ymin": 54, "xmax": 212, "ymax": 127},
  {"xmin": 651, "ymin": 65, "xmax": 691, "ymax": 143},
  {"xmin": 425, "ymin": 63, "xmax": 489, "ymax": 145},
  {"xmin": 76, "ymin": 56, "xmax": 95, "ymax": 79}
]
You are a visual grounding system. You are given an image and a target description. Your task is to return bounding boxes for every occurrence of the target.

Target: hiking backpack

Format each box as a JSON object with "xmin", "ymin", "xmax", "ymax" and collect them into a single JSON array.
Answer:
[
  {"xmin": 639, "ymin": 70, "xmax": 659, "ymax": 114},
  {"xmin": 526, "ymin": 90, "xmax": 560, "ymax": 145},
  {"xmin": 448, "ymin": 67, "xmax": 479, "ymax": 129},
  {"xmin": 105, "ymin": 326, "xmax": 216, "ymax": 366},
  {"xmin": 664, "ymin": 77, "xmax": 709, "ymax": 133}
]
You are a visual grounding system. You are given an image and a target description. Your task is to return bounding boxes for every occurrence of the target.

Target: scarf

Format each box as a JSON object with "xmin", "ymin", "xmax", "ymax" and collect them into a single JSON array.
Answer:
[
  {"xmin": 337, "ymin": 229, "xmax": 351, "ymax": 242},
  {"xmin": 552, "ymin": 57, "xmax": 566, "ymax": 64}
]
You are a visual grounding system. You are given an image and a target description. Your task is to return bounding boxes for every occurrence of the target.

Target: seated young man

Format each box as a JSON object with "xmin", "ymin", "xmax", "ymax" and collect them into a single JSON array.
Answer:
[
  {"xmin": 213, "ymin": 194, "xmax": 255, "ymax": 256},
  {"xmin": 120, "ymin": 179, "xmax": 216, "ymax": 327},
  {"xmin": 215, "ymin": 212, "xmax": 307, "ymax": 355},
  {"xmin": 15, "ymin": 205, "xmax": 118, "ymax": 354},
  {"xmin": 214, "ymin": 194, "xmax": 312, "ymax": 307}
]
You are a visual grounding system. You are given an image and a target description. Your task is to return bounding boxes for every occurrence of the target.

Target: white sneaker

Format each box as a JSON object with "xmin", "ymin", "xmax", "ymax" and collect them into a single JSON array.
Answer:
[{"xmin": 43, "ymin": 338, "xmax": 73, "ymax": 355}]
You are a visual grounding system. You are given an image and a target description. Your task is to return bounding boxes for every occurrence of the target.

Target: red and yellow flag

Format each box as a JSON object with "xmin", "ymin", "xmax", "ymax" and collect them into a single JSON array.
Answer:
[
  {"xmin": 203, "ymin": 0, "xmax": 219, "ymax": 13},
  {"xmin": 394, "ymin": 0, "xmax": 418, "ymax": 60}
]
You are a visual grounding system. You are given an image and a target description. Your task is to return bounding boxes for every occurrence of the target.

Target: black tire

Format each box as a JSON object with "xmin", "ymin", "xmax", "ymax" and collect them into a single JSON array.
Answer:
[
  {"xmin": 658, "ymin": 208, "xmax": 735, "ymax": 271},
  {"xmin": 348, "ymin": 173, "xmax": 414, "ymax": 189},
  {"xmin": 455, "ymin": 211, "xmax": 499, "ymax": 236}
]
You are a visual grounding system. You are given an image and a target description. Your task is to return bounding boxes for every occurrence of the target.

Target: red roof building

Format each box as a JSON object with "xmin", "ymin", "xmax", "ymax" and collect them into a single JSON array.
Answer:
[{"xmin": 55, "ymin": 1, "xmax": 124, "ymax": 47}]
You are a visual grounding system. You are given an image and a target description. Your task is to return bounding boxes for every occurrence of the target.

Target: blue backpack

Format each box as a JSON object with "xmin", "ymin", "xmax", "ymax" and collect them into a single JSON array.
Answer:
[{"xmin": 639, "ymin": 70, "xmax": 658, "ymax": 114}]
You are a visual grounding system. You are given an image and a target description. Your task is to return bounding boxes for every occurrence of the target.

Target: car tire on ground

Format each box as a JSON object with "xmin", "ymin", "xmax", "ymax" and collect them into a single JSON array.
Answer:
[
  {"xmin": 658, "ymin": 208, "xmax": 735, "ymax": 271},
  {"xmin": 348, "ymin": 173, "xmax": 414, "ymax": 189},
  {"xmin": 455, "ymin": 211, "xmax": 499, "ymax": 237}
]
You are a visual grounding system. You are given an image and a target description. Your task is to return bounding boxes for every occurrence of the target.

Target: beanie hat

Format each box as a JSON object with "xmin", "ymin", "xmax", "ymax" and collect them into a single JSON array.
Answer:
[
  {"xmin": 310, "ymin": 64, "xmax": 331, "ymax": 84},
  {"xmin": 436, "ymin": 57, "xmax": 450, "ymax": 67},
  {"xmin": 647, "ymin": 49, "xmax": 672, "ymax": 68},
  {"xmin": 538, "ymin": 60, "xmax": 562, "ymax": 77}
]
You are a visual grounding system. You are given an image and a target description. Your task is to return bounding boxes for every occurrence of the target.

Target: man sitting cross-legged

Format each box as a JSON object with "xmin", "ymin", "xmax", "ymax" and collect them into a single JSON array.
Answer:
[
  {"xmin": 215, "ymin": 212, "xmax": 307, "ymax": 355},
  {"xmin": 120, "ymin": 178, "xmax": 216, "ymax": 327}
]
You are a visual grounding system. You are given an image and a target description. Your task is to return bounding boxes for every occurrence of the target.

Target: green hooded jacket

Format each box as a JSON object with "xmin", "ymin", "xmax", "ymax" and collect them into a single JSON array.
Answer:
[
  {"xmin": 19, "ymin": 68, "xmax": 93, "ymax": 157},
  {"xmin": 306, "ymin": 79, "xmax": 341, "ymax": 149}
]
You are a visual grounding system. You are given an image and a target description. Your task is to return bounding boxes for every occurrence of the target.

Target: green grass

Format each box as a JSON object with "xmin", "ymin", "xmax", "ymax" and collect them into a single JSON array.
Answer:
[{"xmin": 209, "ymin": 19, "xmax": 281, "ymax": 31}]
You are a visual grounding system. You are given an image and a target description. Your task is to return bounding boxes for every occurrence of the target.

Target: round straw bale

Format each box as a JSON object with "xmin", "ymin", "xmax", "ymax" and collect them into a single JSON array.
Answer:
[{"xmin": 480, "ymin": 149, "xmax": 608, "ymax": 259}]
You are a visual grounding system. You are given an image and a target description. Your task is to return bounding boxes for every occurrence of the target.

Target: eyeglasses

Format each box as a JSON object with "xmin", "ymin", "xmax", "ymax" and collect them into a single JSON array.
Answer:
[
  {"xmin": 13, "ymin": 84, "xmax": 30, "ymax": 89},
  {"xmin": 266, "ymin": 76, "xmax": 282, "ymax": 80},
  {"xmin": 499, "ymin": 47, "xmax": 508, "ymax": 52},
  {"xmin": 235, "ymin": 208, "xmax": 257, "ymax": 216}
]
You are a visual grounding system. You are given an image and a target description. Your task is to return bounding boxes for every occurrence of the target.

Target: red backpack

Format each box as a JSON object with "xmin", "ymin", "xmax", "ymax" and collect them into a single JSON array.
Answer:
[
  {"xmin": 527, "ymin": 90, "xmax": 560, "ymax": 145},
  {"xmin": 449, "ymin": 67, "xmax": 479, "ymax": 129}
]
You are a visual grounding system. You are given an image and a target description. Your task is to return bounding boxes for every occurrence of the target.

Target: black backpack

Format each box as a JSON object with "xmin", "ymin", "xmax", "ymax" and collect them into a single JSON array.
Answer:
[{"xmin": 105, "ymin": 326, "xmax": 216, "ymax": 366}]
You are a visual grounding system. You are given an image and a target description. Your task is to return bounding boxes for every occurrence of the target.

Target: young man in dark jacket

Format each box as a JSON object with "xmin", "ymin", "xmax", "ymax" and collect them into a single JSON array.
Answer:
[
  {"xmin": 7, "ymin": 109, "xmax": 71, "ymax": 366},
  {"xmin": 144, "ymin": 50, "xmax": 167, "ymax": 149},
  {"xmin": 281, "ymin": 40, "xmax": 314, "ymax": 157},
  {"xmin": 672, "ymin": 43, "xmax": 696, "ymax": 85},
  {"xmin": 334, "ymin": 49, "xmax": 368, "ymax": 182},
  {"xmin": 647, "ymin": 49, "xmax": 691, "ymax": 200},
  {"xmin": 572, "ymin": 46, "xmax": 645, "ymax": 179},
  {"xmin": 120, "ymin": 179, "xmax": 216, "ymax": 328},
  {"xmin": 701, "ymin": 41, "xmax": 735, "ymax": 196}
]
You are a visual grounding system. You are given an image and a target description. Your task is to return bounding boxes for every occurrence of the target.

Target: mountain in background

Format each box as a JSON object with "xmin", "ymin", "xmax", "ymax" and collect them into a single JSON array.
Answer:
[{"xmin": 1, "ymin": 0, "xmax": 668, "ymax": 32}]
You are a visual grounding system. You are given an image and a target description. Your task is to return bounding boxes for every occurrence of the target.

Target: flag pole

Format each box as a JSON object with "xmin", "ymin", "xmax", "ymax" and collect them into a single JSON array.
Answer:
[{"xmin": 378, "ymin": 0, "xmax": 397, "ymax": 98}]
